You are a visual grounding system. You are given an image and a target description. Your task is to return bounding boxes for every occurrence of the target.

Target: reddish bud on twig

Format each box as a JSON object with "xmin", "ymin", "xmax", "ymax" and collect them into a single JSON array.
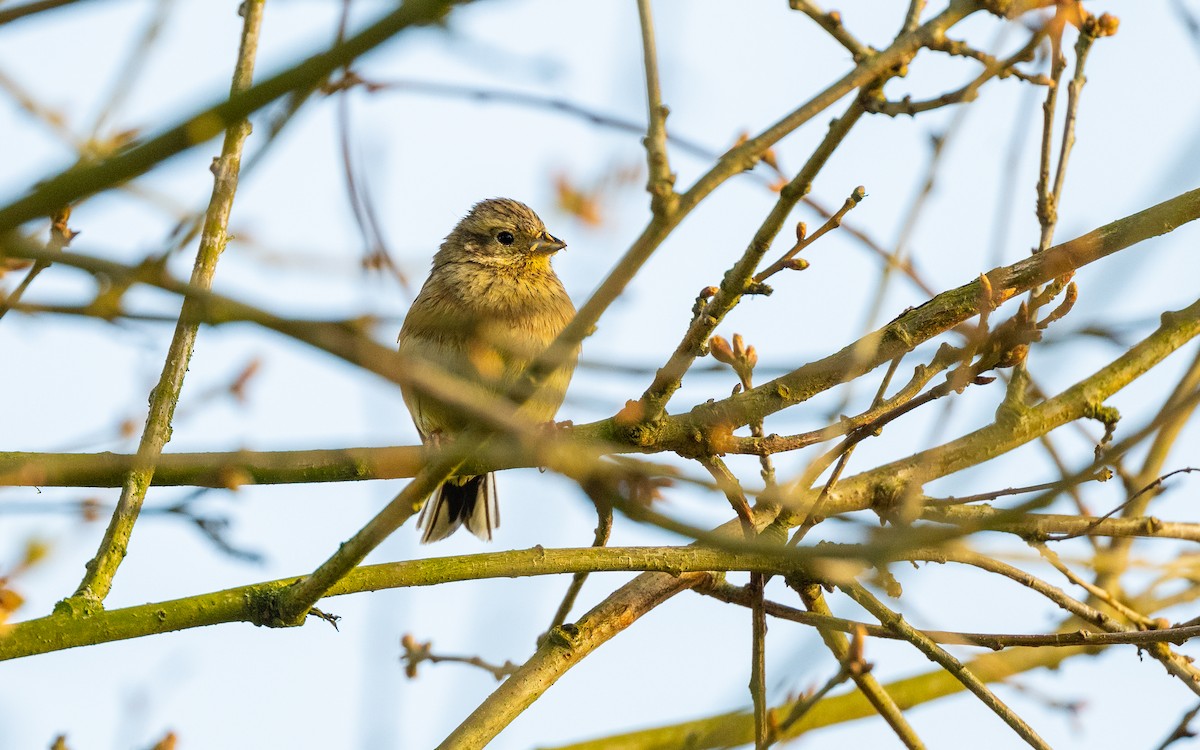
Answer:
[
  {"xmin": 732, "ymin": 333, "xmax": 746, "ymax": 358},
  {"xmin": 709, "ymin": 335, "xmax": 736, "ymax": 366},
  {"xmin": 1039, "ymin": 282, "xmax": 1079, "ymax": 329}
]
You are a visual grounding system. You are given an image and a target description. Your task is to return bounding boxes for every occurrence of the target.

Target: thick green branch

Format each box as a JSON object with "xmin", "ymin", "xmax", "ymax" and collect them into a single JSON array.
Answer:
[
  {"xmin": 2, "ymin": 545, "xmax": 810, "ymax": 661},
  {"xmin": 0, "ymin": 446, "xmax": 425, "ymax": 488}
]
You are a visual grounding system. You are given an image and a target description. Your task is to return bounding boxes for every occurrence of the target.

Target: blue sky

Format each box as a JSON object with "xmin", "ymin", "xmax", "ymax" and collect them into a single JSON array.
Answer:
[{"xmin": 3, "ymin": 1, "xmax": 1200, "ymax": 748}]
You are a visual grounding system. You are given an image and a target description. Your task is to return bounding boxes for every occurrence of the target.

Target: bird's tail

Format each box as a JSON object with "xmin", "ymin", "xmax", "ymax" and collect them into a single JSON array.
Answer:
[{"xmin": 418, "ymin": 473, "xmax": 498, "ymax": 543}]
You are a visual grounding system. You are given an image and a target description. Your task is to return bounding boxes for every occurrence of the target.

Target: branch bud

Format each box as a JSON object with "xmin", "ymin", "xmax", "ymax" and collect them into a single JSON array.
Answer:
[{"xmin": 709, "ymin": 335, "xmax": 736, "ymax": 366}]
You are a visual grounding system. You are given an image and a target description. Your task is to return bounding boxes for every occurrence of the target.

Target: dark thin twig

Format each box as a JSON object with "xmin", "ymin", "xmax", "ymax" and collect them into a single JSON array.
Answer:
[
  {"xmin": 401, "ymin": 634, "xmax": 519, "ymax": 682},
  {"xmin": 924, "ymin": 473, "xmax": 1107, "ymax": 506},
  {"xmin": 636, "ymin": 0, "xmax": 677, "ymax": 217},
  {"xmin": 788, "ymin": 580, "xmax": 925, "ymax": 748},
  {"xmin": 750, "ymin": 571, "xmax": 769, "ymax": 750},
  {"xmin": 703, "ymin": 580, "xmax": 1200, "ymax": 650},
  {"xmin": 547, "ymin": 505, "xmax": 612, "ymax": 631},
  {"xmin": 0, "ymin": 206, "xmax": 74, "ymax": 322},
  {"xmin": 700, "ymin": 456, "xmax": 756, "ymax": 537},
  {"xmin": 331, "ymin": 2, "xmax": 408, "ymax": 290},
  {"xmin": 841, "ymin": 582, "xmax": 1053, "ymax": 750},
  {"xmin": 788, "ymin": 0, "xmax": 871, "ymax": 61},
  {"xmin": 868, "ymin": 30, "xmax": 1047, "ymax": 117},
  {"xmin": 753, "ymin": 186, "xmax": 865, "ymax": 283},
  {"xmin": 1154, "ymin": 702, "xmax": 1200, "ymax": 750},
  {"xmin": 1044, "ymin": 467, "xmax": 1200, "ymax": 542},
  {"xmin": 789, "ymin": 357, "xmax": 902, "ymax": 544}
]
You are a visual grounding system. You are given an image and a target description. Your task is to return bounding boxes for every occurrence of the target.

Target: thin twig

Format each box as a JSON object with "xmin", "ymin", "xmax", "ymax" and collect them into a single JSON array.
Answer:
[
  {"xmin": 0, "ymin": 206, "xmax": 73, "ymax": 322},
  {"xmin": 1095, "ymin": 345, "xmax": 1200, "ymax": 590},
  {"xmin": 696, "ymin": 454, "xmax": 768, "ymax": 747},
  {"xmin": 1042, "ymin": 467, "xmax": 1200, "ymax": 542},
  {"xmin": 774, "ymin": 664, "xmax": 854, "ymax": 736},
  {"xmin": 840, "ymin": 582, "xmax": 1053, "ymax": 750},
  {"xmin": 922, "ymin": 506, "xmax": 1200, "ymax": 544},
  {"xmin": 331, "ymin": 3, "xmax": 408, "ymax": 290},
  {"xmin": 1033, "ymin": 544, "xmax": 1154, "ymax": 627},
  {"xmin": 923, "ymin": 474, "xmax": 1105, "ymax": 506},
  {"xmin": 703, "ymin": 580, "xmax": 1200, "ymax": 650},
  {"xmin": 89, "ymin": 0, "xmax": 171, "ymax": 136},
  {"xmin": 401, "ymin": 634, "xmax": 519, "ymax": 682},
  {"xmin": 788, "ymin": 0, "xmax": 871, "ymax": 61},
  {"xmin": 547, "ymin": 505, "xmax": 613, "ymax": 631},
  {"xmin": 753, "ymin": 185, "xmax": 866, "ymax": 283},
  {"xmin": 0, "ymin": 0, "xmax": 464, "ymax": 232},
  {"xmin": 1153, "ymin": 702, "xmax": 1200, "ymax": 750},
  {"xmin": 73, "ymin": 0, "xmax": 266, "ymax": 602},
  {"xmin": 735, "ymin": 342, "xmax": 961, "ymax": 456},
  {"xmin": 791, "ymin": 580, "xmax": 925, "ymax": 748},
  {"xmin": 1034, "ymin": 8, "xmax": 1071, "ymax": 253},
  {"xmin": 636, "ymin": 0, "xmax": 676, "ymax": 217},
  {"xmin": 1043, "ymin": 20, "xmax": 1103, "ymax": 251},
  {"xmin": 789, "ymin": 356, "xmax": 903, "ymax": 543},
  {"xmin": 700, "ymin": 456, "xmax": 756, "ymax": 537},
  {"xmin": 638, "ymin": 97, "xmax": 867, "ymax": 421},
  {"xmin": 0, "ymin": 0, "xmax": 93, "ymax": 26},
  {"xmin": 750, "ymin": 571, "xmax": 769, "ymax": 749},
  {"xmin": 868, "ymin": 30, "xmax": 1047, "ymax": 117}
]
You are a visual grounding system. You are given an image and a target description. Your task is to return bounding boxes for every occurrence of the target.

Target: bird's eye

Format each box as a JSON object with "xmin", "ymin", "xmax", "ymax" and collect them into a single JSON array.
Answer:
[{"xmin": 496, "ymin": 231, "xmax": 515, "ymax": 246}]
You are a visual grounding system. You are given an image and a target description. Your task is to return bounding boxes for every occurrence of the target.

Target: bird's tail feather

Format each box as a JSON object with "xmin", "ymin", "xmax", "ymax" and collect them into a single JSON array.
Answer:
[{"xmin": 418, "ymin": 473, "xmax": 498, "ymax": 543}]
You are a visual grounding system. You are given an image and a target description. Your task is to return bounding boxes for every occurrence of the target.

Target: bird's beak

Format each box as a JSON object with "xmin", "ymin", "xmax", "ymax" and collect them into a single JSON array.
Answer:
[{"xmin": 530, "ymin": 232, "xmax": 567, "ymax": 255}]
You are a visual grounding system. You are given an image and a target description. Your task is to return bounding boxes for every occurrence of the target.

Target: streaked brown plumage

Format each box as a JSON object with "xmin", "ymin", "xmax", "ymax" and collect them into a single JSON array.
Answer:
[{"xmin": 398, "ymin": 198, "xmax": 577, "ymax": 542}]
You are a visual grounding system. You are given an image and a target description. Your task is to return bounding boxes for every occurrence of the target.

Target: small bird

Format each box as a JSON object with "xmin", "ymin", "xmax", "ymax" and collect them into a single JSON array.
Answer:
[{"xmin": 398, "ymin": 198, "xmax": 578, "ymax": 542}]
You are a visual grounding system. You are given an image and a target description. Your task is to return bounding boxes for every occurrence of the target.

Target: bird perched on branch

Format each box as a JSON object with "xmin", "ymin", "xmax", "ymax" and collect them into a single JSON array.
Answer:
[{"xmin": 398, "ymin": 198, "xmax": 577, "ymax": 542}]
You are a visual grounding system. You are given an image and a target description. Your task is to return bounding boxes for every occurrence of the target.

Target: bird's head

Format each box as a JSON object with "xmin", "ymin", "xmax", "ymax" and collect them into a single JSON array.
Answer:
[{"xmin": 437, "ymin": 198, "xmax": 566, "ymax": 269}]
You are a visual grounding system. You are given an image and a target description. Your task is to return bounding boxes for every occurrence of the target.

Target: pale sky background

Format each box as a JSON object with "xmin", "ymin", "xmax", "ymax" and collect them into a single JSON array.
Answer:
[{"xmin": 3, "ymin": 1, "xmax": 1200, "ymax": 748}]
